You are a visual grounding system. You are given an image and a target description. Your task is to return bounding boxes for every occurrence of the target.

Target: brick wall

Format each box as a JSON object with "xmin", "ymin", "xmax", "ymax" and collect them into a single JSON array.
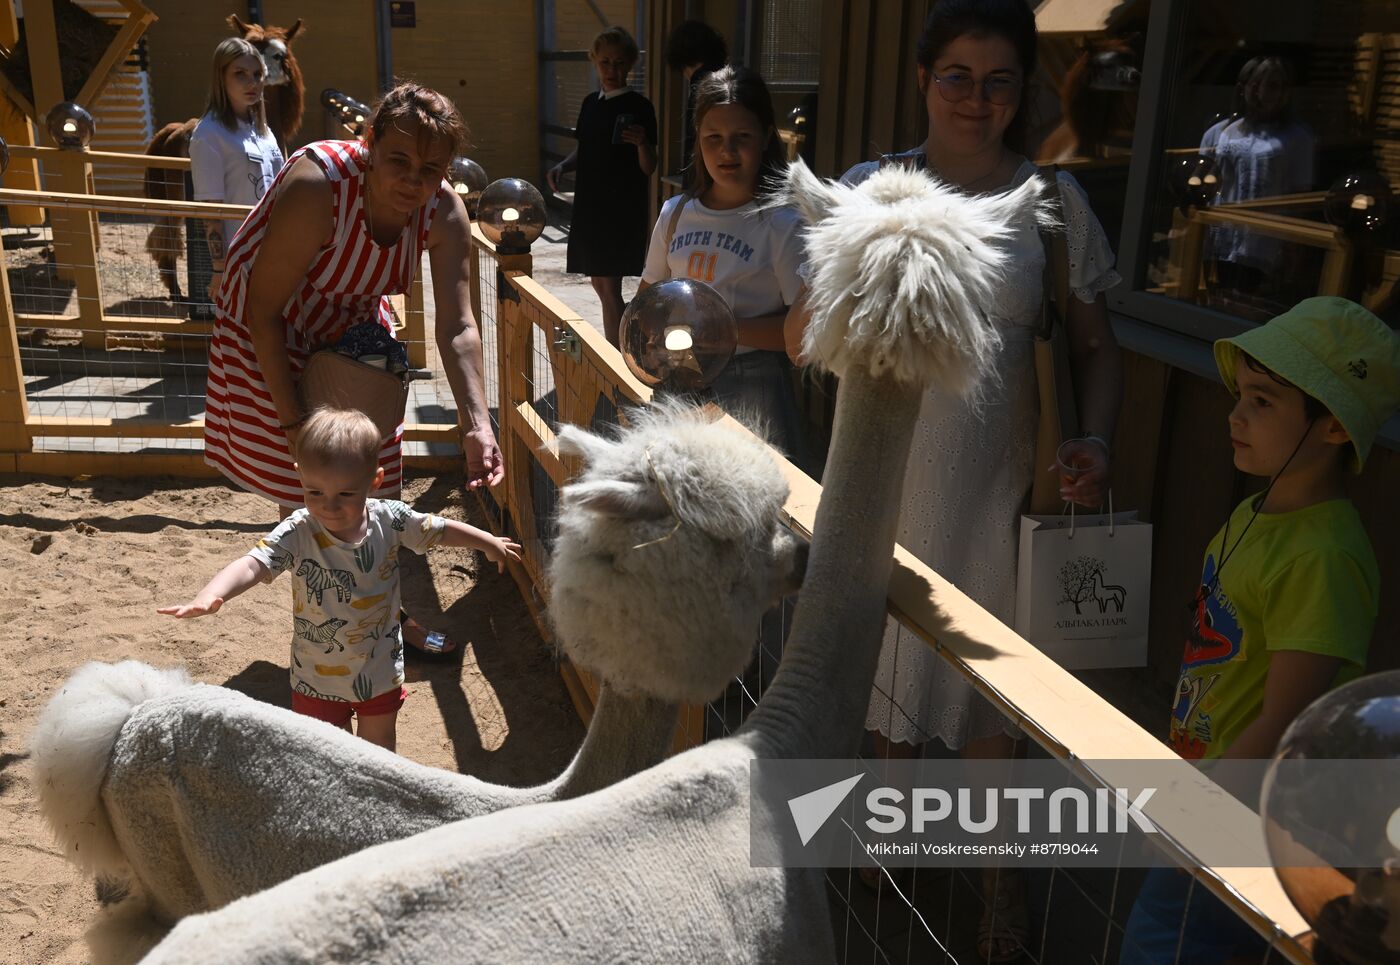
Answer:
[{"xmin": 389, "ymin": 0, "xmax": 540, "ymax": 187}]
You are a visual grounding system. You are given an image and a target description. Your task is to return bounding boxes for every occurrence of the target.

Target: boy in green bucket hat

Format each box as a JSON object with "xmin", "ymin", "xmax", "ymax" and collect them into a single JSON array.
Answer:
[{"xmin": 1122, "ymin": 296, "xmax": 1400, "ymax": 964}]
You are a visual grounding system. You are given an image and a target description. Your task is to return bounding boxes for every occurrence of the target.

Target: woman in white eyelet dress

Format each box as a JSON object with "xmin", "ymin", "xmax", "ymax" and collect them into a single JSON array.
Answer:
[
  {"xmin": 799, "ymin": 6, "xmax": 1126, "ymax": 958},
  {"xmin": 844, "ymin": 152, "xmax": 1123, "ymax": 751}
]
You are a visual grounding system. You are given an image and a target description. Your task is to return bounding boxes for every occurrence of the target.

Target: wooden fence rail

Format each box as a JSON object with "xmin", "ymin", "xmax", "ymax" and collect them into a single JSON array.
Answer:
[{"xmin": 0, "ymin": 185, "xmax": 433, "ymax": 474}]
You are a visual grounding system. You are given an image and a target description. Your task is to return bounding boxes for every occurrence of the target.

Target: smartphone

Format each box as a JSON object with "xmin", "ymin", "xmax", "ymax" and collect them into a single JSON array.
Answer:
[{"xmin": 612, "ymin": 113, "xmax": 636, "ymax": 145}]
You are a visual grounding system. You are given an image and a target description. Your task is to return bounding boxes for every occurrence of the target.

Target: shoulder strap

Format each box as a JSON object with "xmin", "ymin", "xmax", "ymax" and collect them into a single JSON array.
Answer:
[
  {"xmin": 1036, "ymin": 164, "xmax": 1071, "ymax": 338},
  {"xmin": 662, "ymin": 193, "xmax": 691, "ymax": 280}
]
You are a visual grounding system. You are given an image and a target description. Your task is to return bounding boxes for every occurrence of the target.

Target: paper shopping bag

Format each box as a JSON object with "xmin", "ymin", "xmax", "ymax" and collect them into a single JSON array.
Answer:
[{"xmin": 1014, "ymin": 511, "xmax": 1152, "ymax": 669}]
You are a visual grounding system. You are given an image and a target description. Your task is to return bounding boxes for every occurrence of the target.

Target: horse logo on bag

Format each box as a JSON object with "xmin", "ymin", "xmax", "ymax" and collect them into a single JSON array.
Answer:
[{"xmin": 1057, "ymin": 555, "xmax": 1127, "ymax": 615}]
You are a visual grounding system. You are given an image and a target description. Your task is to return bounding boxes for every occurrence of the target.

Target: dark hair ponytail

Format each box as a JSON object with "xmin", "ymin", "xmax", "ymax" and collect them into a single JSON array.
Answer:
[
  {"xmin": 915, "ymin": 0, "xmax": 1038, "ymax": 154},
  {"xmin": 666, "ymin": 20, "xmax": 728, "ymax": 72}
]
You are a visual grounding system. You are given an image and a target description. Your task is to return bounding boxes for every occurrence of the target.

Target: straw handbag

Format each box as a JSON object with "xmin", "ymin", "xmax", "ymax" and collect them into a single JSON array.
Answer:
[
  {"xmin": 297, "ymin": 350, "xmax": 409, "ymax": 442},
  {"xmin": 1028, "ymin": 166, "xmax": 1080, "ymax": 515}
]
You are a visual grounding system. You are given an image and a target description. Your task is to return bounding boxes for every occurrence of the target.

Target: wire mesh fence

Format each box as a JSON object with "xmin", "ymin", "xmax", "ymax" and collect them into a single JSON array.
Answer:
[
  {"xmin": 0, "ymin": 144, "xmax": 1313, "ymax": 962},
  {"xmin": 5, "ymin": 151, "xmax": 212, "ymax": 460}
]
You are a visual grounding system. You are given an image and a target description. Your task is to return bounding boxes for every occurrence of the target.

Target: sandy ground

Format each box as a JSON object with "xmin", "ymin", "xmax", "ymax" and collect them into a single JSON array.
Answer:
[{"xmin": 0, "ymin": 471, "xmax": 583, "ymax": 965}]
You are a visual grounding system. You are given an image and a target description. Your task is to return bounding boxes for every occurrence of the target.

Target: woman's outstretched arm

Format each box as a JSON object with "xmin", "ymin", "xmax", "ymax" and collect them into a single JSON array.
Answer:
[{"xmin": 428, "ymin": 187, "xmax": 504, "ymax": 489}]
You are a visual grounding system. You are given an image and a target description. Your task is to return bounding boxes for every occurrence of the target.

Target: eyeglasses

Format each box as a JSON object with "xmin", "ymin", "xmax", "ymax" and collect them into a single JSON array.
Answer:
[{"xmin": 931, "ymin": 71, "xmax": 1022, "ymax": 106}]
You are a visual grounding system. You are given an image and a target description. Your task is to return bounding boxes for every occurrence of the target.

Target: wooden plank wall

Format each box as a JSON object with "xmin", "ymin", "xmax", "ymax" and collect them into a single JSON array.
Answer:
[
  {"xmin": 814, "ymin": 0, "xmax": 928, "ymax": 178},
  {"xmin": 644, "ymin": 0, "xmax": 686, "ymax": 210},
  {"xmin": 141, "ymin": 3, "xmax": 248, "ymax": 135}
]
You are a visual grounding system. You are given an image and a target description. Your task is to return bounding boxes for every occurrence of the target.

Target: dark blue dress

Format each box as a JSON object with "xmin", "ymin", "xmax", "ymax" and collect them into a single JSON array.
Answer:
[{"xmin": 566, "ymin": 89, "xmax": 657, "ymax": 277}]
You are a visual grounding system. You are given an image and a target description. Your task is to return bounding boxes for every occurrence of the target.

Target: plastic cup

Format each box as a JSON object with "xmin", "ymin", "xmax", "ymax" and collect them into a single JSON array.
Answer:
[
  {"xmin": 359, "ymin": 354, "xmax": 387, "ymax": 371},
  {"xmin": 1055, "ymin": 438, "xmax": 1107, "ymax": 481}
]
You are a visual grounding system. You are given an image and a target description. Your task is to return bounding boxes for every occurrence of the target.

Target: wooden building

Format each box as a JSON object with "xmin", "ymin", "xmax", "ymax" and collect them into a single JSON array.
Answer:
[{"xmin": 138, "ymin": 1, "xmax": 541, "ymax": 186}]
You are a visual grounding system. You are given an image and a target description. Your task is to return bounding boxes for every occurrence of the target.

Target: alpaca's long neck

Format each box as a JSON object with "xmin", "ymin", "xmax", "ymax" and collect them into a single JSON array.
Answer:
[
  {"xmin": 553, "ymin": 681, "xmax": 678, "ymax": 799},
  {"xmin": 743, "ymin": 365, "xmax": 922, "ymax": 759}
]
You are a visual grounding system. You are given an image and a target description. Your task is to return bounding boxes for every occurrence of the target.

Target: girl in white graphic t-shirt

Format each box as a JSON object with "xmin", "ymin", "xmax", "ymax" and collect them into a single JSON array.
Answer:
[
  {"xmin": 188, "ymin": 37, "xmax": 285, "ymax": 302},
  {"xmin": 639, "ymin": 66, "xmax": 807, "ymax": 465}
]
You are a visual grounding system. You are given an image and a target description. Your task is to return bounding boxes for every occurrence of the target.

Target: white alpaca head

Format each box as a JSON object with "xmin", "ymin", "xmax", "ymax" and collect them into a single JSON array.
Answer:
[
  {"xmin": 773, "ymin": 160, "xmax": 1055, "ymax": 394},
  {"xmin": 547, "ymin": 400, "xmax": 805, "ymax": 704}
]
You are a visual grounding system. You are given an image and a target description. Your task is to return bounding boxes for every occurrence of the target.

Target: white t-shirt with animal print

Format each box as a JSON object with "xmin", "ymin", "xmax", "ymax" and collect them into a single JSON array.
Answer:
[
  {"xmin": 247, "ymin": 499, "xmax": 445, "ymax": 703},
  {"xmin": 189, "ymin": 112, "xmax": 285, "ymax": 246}
]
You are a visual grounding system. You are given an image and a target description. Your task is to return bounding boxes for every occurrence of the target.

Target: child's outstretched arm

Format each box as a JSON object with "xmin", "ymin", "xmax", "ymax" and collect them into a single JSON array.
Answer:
[
  {"xmin": 158, "ymin": 556, "xmax": 269, "ymax": 618},
  {"xmin": 438, "ymin": 520, "xmax": 522, "ymax": 574}
]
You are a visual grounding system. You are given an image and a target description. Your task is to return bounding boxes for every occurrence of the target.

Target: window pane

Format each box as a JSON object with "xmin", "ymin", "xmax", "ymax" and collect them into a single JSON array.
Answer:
[
  {"xmin": 1031, "ymin": 2, "xmax": 1154, "ymax": 258},
  {"xmin": 1147, "ymin": 0, "xmax": 1400, "ymax": 326},
  {"xmin": 759, "ymin": 0, "xmax": 823, "ymax": 88},
  {"xmin": 761, "ymin": 0, "xmax": 824, "ymax": 169}
]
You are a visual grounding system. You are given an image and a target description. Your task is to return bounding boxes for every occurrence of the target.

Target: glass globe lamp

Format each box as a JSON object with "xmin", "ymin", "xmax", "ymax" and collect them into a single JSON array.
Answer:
[
  {"xmin": 1262, "ymin": 670, "xmax": 1400, "ymax": 964},
  {"xmin": 448, "ymin": 157, "xmax": 489, "ymax": 216},
  {"xmin": 1168, "ymin": 154, "xmax": 1221, "ymax": 212},
  {"xmin": 45, "ymin": 102, "xmax": 95, "ymax": 151},
  {"xmin": 320, "ymin": 88, "xmax": 370, "ymax": 136},
  {"xmin": 619, "ymin": 279, "xmax": 737, "ymax": 393},
  {"xmin": 476, "ymin": 178, "xmax": 546, "ymax": 254},
  {"xmin": 1325, "ymin": 172, "xmax": 1392, "ymax": 236}
]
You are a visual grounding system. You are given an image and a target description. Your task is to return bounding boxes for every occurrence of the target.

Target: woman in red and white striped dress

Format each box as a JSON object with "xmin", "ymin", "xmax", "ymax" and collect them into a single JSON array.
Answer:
[{"xmin": 204, "ymin": 83, "xmax": 501, "ymax": 651}]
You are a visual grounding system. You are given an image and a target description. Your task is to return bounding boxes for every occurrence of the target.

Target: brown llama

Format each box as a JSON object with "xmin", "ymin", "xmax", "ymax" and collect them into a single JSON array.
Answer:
[
  {"xmin": 1037, "ymin": 37, "xmax": 1140, "ymax": 164},
  {"xmin": 144, "ymin": 15, "xmax": 305, "ymax": 300}
]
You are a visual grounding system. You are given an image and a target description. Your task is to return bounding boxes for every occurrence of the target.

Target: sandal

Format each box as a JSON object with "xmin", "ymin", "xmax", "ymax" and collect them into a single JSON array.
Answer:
[
  {"xmin": 400, "ymin": 612, "xmax": 459, "ymax": 656},
  {"xmin": 978, "ymin": 868, "xmax": 1031, "ymax": 963}
]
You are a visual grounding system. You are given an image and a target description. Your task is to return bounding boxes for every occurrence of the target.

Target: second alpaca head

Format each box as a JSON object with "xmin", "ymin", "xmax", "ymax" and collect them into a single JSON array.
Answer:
[{"xmin": 547, "ymin": 401, "xmax": 806, "ymax": 704}]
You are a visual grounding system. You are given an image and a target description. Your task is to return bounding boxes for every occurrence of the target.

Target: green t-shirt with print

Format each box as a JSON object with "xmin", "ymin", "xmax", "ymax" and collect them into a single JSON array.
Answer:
[{"xmin": 1168, "ymin": 497, "xmax": 1378, "ymax": 761}]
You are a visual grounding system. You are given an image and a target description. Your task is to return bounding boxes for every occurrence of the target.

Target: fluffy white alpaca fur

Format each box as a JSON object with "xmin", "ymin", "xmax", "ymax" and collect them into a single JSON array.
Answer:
[
  {"xmin": 772, "ymin": 159, "xmax": 1054, "ymax": 394},
  {"xmin": 549, "ymin": 400, "xmax": 803, "ymax": 705},
  {"xmin": 29, "ymin": 661, "xmax": 194, "ymax": 876}
]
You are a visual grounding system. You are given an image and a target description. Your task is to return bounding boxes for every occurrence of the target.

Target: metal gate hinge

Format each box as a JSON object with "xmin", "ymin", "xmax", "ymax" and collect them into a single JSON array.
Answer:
[
  {"xmin": 553, "ymin": 327, "xmax": 581, "ymax": 362},
  {"xmin": 497, "ymin": 269, "xmax": 520, "ymax": 303}
]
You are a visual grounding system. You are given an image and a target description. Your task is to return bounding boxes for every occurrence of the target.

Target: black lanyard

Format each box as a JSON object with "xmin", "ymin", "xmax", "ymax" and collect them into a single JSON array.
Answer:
[{"xmin": 1193, "ymin": 417, "xmax": 1317, "ymax": 609}]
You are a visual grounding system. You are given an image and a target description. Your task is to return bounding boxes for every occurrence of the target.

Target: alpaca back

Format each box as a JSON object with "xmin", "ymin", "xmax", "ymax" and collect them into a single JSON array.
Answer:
[
  {"xmin": 143, "ymin": 736, "xmax": 837, "ymax": 963},
  {"xmin": 143, "ymin": 119, "xmax": 197, "ymax": 285}
]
